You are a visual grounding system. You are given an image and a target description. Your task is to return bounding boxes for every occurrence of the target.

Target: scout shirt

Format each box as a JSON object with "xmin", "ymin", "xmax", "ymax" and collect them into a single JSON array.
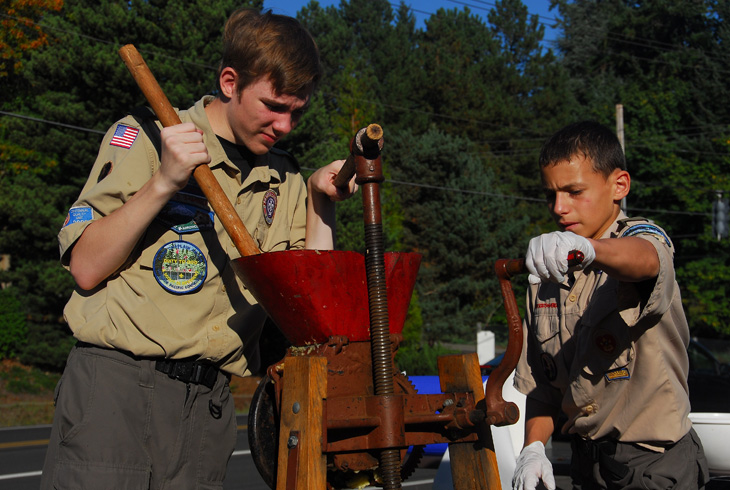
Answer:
[
  {"xmin": 514, "ymin": 213, "xmax": 692, "ymax": 448},
  {"xmin": 58, "ymin": 96, "xmax": 307, "ymax": 377}
]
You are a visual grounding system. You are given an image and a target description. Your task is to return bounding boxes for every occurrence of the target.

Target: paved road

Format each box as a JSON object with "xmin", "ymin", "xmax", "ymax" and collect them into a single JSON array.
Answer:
[
  {"xmin": 3, "ymin": 423, "xmax": 727, "ymax": 490},
  {"xmin": 0, "ymin": 417, "xmax": 437, "ymax": 490}
]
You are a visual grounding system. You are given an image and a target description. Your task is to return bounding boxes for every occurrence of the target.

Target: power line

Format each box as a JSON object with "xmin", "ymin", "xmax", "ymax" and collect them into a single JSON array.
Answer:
[
  {"xmin": 0, "ymin": 109, "xmax": 710, "ymax": 218},
  {"xmin": 7, "ymin": 6, "xmax": 730, "ymax": 133},
  {"xmin": 0, "ymin": 110, "xmax": 105, "ymax": 135},
  {"xmin": 2, "ymin": 107, "xmax": 725, "ymax": 185}
]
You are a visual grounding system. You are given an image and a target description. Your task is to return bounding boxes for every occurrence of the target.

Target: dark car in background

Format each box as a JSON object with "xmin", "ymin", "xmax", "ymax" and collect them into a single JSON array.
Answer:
[{"xmin": 688, "ymin": 338, "xmax": 730, "ymax": 413}]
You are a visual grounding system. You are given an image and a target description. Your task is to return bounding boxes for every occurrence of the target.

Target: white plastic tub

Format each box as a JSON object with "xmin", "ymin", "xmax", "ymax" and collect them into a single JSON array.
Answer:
[{"xmin": 689, "ymin": 412, "xmax": 730, "ymax": 475}]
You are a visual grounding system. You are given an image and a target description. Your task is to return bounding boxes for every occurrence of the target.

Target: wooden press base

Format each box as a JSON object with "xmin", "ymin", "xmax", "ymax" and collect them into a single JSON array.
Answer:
[{"xmin": 275, "ymin": 353, "xmax": 502, "ymax": 490}]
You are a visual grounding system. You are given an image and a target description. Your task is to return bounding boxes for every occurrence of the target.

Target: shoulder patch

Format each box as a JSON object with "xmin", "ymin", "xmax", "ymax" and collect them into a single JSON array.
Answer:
[
  {"xmin": 110, "ymin": 124, "xmax": 139, "ymax": 149},
  {"xmin": 621, "ymin": 223, "xmax": 673, "ymax": 248},
  {"xmin": 63, "ymin": 206, "xmax": 93, "ymax": 228},
  {"xmin": 616, "ymin": 216, "xmax": 648, "ymax": 233}
]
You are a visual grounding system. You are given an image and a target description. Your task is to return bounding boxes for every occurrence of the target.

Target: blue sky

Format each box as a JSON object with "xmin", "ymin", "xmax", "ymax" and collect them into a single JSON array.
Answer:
[{"xmin": 261, "ymin": 0, "xmax": 562, "ymax": 44}]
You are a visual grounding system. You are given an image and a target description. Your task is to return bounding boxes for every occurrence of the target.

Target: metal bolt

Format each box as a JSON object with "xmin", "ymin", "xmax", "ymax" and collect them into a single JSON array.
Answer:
[
  {"xmin": 287, "ymin": 435, "xmax": 299, "ymax": 448},
  {"xmin": 443, "ymin": 398, "xmax": 454, "ymax": 407},
  {"xmin": 292, "ymin": 402, "xmax": 300, "ymax": 414}
]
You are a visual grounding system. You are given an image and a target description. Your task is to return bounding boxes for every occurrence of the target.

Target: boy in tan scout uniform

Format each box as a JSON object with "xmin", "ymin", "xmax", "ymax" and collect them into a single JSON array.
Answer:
[
  {"xmin": 41, "ymin": 9, "xmax": 357, "ymax": 490},
  {"xmin": 512, "ymin": 121, "xmax": 708, "ymax": 490}
]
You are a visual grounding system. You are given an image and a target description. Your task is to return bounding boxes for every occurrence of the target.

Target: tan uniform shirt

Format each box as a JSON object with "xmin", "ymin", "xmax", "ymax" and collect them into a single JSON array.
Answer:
[
  {"xmin": 58, "ymin": 96, "xmax": 307, "ymax": 376},
  {"xmin": 514, "ymin": 214, "xmax": 692, "ymax": 446}
]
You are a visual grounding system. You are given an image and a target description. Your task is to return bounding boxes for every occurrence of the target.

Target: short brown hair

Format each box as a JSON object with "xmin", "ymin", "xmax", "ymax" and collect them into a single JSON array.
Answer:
[
  {"xmin": 217, "ymin": 8, "xmax": 322, "ymax": 99},
  {"xmin": 539, "ymin": 121, "xmax": 626, "ymax": 178}
]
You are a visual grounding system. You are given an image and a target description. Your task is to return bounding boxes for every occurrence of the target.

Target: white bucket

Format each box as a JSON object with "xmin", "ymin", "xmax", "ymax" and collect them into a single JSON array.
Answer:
[{"xmin": 689, "ymin": 412, "xmax": 730, "ymax": 475}]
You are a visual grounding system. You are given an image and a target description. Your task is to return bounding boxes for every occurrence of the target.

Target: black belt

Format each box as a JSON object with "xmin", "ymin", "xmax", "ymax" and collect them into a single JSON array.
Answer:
[
  {"xmin": 155, "ymin": 358, "xmax": 219, "ymax": 389},
  {"xmin": 75, "ymin": 342, "xmax": 220, "ymax": 390},
  {"xmin": 572, "ymin": 435, "xmax": 618, "ymax": 460},
  {"xmin": 571, "ymin": 435, "xmax": 629, "ymax": 480}
]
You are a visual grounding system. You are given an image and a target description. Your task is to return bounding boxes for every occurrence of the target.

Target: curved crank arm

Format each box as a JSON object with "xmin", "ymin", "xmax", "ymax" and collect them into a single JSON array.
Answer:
[
  {"xmin": 484, "ymin": 250, "xmax": 584, "ymax": 426},
  {"xmin": 484, "ymin": 259, "xmax": 523, "ymax": 426},
  {"xmin": 332, "ymin": 124, "xmax": 384, "ymax": 189}
]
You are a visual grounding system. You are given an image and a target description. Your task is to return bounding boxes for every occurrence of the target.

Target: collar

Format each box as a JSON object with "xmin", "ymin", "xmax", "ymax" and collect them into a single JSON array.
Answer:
[{"xmin": 605, "ymin": 211, "xmax": 628, "ymax": 239}]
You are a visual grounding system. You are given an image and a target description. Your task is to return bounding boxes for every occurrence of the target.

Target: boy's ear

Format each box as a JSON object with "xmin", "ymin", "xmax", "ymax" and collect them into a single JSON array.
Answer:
[
  {"xmin": 219, "ymin": 67, "xmax": 238, "ymax": 99},
  {"xmin": 613, "ymin": 170, "xmax": 630, "ymax": 201}
]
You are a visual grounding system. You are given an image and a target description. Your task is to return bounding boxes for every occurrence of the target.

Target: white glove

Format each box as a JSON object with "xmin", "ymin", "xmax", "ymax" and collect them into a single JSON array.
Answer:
[
  {"xmin": 512, "ymin": 441, "xmax": 556, "ymax": 490},
  {"xmin": 525, "ymin": 231, "xmax": 596, "ymax": 284}
]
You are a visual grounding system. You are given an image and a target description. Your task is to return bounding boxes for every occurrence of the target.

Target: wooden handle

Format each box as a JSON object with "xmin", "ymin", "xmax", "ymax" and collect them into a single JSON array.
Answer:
[{"xmin": 119, "ymin": 44, "xmax": 259, "ymax": 257}]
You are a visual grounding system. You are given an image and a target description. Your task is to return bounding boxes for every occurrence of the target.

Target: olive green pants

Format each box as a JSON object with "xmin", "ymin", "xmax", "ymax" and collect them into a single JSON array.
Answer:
[{"xmin": 40, "ymin": 344, "xmax": 237, "ymax": 489}]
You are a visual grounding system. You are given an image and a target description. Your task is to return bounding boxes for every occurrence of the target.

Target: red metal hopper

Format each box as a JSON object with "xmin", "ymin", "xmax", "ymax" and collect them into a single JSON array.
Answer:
[{"xmin": 232, "ymin": 250, "xmax": 421, "ymax": 346}]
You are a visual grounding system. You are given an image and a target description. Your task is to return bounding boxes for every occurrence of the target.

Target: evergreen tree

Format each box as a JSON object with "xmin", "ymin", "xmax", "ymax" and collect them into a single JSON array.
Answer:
[
  {"xmin": 0, "ymin": 0, "xmax": 256, "ymax": 368},
  {"xmin": 553, "ymin": 0, "xmax": 730, "ymax": 337},
  {"xmin": 387, "ymin": 128, "xmax": 526, "ymax": 342}
]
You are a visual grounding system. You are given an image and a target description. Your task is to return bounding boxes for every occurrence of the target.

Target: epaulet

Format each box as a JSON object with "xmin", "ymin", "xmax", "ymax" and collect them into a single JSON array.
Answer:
[
  {"xmin": 618, "ymin": 217, "xmax": 673, "ymax": 248},
  {"xmin": 269, "ymin": 146, "xmax": 300, "ymax": 170},
  {"xmin": 129, "ymin": 106, "xmax": 162, "ymax": 160}
]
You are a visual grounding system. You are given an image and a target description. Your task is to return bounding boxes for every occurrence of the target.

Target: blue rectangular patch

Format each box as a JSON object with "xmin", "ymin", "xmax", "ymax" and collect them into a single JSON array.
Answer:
[{"xmin": 63, "ymin": 206, "xmax": 93, "ymax": 227}]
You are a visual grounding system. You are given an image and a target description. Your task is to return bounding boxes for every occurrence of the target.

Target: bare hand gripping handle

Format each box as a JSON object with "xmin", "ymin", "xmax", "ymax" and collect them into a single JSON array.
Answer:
[{"xmin": 118, "ymin": 44, "xmax": 260, "ymax": 258}]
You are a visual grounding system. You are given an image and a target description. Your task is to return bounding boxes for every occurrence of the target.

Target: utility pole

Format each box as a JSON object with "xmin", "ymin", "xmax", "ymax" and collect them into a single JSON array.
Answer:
[{"xmin": 616, "ymin": 104, "xmax": 626, "ymax": 214}]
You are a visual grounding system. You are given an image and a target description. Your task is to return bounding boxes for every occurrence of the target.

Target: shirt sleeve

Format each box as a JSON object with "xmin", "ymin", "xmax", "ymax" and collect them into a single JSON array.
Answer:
[
  {"xmin": 57, "ymin": 117, "xmax": 159, "ymax": 267},
  {"xmin": 617, "ymin": 224, "xmax": 677, "ymax": 326}
]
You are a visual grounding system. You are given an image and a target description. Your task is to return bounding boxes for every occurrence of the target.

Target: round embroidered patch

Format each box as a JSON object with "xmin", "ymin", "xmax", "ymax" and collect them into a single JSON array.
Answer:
[
  {"xmin": 262, "ymin": 190, "xmax": 277, "ymax": 225},
  {"xmin": 153, "ymin": 240, "xmax": 207, "ymax": 294}
]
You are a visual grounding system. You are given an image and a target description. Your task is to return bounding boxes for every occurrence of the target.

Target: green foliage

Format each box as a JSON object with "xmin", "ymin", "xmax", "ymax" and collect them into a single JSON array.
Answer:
[
  {"xmin": 0, "ymin": 289, "xmax": 27, "ymax": 358},
  {"xmin": 387, "ymin": 129, "xmax": 527, "ymax": 342},
  {"xmin": 1, "ymin": 0, "xmax": 259, "ymax": 371},
  {"xmin": 0, "ymin": 363, "xmax": 60, "ymax": 394},
  {"xmin": 677, "ymin": 257, "xmax": 730, "ymax": 337},
  {"xmin": 553, "ymin": 0, "xmax": 730, "ymax": 338},
  {"xmin": 4, "ymin": 0, "xmax": 730, "ymax": 383},
  {"xmin": 19, "ymin": 320, "xmax": 77, "ymax": 371}
]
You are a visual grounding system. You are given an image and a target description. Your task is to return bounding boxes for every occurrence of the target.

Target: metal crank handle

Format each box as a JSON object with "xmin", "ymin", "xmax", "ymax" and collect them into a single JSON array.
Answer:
[
  {"xmin": 494, "ymin": 249, "xmax": 585, "ymax": 279},
  {"xmin": 333, "ymin": 124, "xmax": 384, "ymax": 189},
  {"xmin": 484, "ymin": 249, "xmax": 584, "ymax": 427}
]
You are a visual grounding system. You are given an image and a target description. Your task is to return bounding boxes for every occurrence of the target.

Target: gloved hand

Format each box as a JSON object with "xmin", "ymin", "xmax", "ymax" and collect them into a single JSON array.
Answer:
[
  {"xmin": 512, "ymin": 441, "xmax": 556, "ymax": 490},
  {"xmin": 525, "ymin": 231, "xmax": 596, "ymax": 284}
]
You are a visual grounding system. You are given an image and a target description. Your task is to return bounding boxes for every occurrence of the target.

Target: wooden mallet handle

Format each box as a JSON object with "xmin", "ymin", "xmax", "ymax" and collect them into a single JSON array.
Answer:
[{"xmin": 118, "ymin": 44, "xmax": 259, "ymax": 257}]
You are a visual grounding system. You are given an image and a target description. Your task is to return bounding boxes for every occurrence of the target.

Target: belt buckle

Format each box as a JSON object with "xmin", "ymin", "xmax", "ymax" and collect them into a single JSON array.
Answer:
[{"xmin": 174, "ymin": 361, "xmax": 195, "ymax": 382}]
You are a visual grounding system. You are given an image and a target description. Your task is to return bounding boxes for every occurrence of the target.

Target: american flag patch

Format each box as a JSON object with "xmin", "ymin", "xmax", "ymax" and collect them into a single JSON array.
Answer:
[{"xmin": 110, "ymin": 124, "xmax": 139, "ymax": 149}]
